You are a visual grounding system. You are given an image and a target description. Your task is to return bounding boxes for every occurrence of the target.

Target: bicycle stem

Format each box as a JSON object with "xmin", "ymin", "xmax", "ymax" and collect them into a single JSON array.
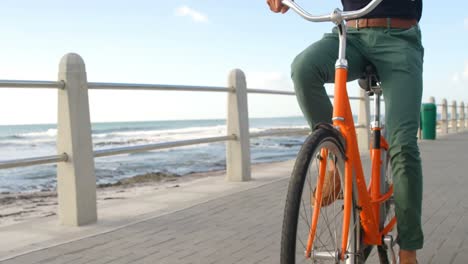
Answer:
[{"xmin": 336, "ymin": 22, "xmax": 348, "ymax": 69}]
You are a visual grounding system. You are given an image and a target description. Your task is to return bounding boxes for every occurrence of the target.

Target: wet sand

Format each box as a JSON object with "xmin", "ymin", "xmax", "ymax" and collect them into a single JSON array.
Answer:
[{"xmin": 0, "ymin": 169, "xmax": 226, "ymax": 227}]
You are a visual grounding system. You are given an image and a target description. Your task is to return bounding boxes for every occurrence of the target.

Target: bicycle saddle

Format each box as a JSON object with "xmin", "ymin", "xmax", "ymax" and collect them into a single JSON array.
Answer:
[{"xmin": 358, "ymin": 65, "xmax": 380, "ymax": 94}]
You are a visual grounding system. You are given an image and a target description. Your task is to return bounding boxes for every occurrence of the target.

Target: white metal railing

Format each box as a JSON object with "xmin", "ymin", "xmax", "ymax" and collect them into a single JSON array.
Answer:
[{"xmin": 3, "ymin": 53, "xmax": 463, "ymax": 226}]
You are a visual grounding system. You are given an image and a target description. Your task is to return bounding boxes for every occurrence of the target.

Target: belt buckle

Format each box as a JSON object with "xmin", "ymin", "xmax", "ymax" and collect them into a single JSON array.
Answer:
[{"xmin": 355, "ymin": 19, "xmax": 359, "ymax": 30}]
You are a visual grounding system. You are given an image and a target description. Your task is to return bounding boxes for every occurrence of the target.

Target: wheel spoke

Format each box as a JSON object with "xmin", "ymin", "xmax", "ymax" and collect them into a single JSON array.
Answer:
[
  {"xmin": 320, "ymin": 205, "xmax": 336, "ymax": 249},
  {"xmin": 300, "ymin": 190, "xmax": 311, "ymax": 229},
  {"xmin": 299, "ymin": 205, "xmax": 311, "ymax": 229}
]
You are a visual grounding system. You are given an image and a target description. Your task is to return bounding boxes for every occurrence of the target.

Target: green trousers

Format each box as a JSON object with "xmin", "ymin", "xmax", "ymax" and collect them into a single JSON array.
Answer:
[{"xmin": 291, "ymin": 25, "xmax": 424, "ymax": 250}]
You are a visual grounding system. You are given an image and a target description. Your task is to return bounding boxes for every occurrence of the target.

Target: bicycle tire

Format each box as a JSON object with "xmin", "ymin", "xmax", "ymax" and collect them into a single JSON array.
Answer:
[{"xmin": 280, "ymin": 125, "xmax": 363, "ymax": 264}]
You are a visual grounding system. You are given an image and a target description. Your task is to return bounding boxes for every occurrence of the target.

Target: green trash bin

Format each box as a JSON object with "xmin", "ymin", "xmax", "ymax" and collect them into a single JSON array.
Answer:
[{"xmin": 421, "ymin": 103, "xmax": 437, "ymax": 140}]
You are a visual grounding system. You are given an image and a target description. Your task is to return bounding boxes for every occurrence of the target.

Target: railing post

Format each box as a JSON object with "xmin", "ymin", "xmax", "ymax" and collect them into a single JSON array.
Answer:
[
  {"xmin": 451, "ymin": 100, "xmax": 457, "ymax": 132},
  {"xmin": 441, "ymin": 99, "xmax": 448, "ymax": 134},
  {"xmin": 460, "ymin": 102, "xmax": 466, "ymax": 130},
  {"xmin": 357, "ymin": 89, "xmax": 370, "ymax": 152},
  {"xmin": 57, "ymin": 53, "xmax": 97, "ymax": 226},
  {"xmin": 226, "ymin": 69, "xmax": 251, "ymax": 182},
  {"xmin": 466, "ymin": 102, "xmax": 468, "ymax": 129},
  {"xmin": 427, "ymin": 97, "xmax": 436, "ymax": 138}
]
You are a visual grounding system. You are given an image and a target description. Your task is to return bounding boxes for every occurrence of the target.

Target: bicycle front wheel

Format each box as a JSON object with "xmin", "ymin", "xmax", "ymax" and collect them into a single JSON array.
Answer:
[{"xmin": 281, "ymin": 126, "xmax": 361, "ymax": 264}]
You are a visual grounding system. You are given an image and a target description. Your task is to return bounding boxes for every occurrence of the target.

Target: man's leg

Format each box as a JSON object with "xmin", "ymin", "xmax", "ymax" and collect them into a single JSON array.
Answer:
[
  {"xmin": 291, "ymin": 29, "xmax": 368, "ymax": 128},
  {"xmin": 369, "ymin": 26, "xmax": 425, "ymax": 258}
]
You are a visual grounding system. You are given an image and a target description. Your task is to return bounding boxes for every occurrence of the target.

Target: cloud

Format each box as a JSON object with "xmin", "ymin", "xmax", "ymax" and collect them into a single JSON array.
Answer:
[{"xmin": 175, "ymin": 6, "xmax": 208, "ymax": 23}]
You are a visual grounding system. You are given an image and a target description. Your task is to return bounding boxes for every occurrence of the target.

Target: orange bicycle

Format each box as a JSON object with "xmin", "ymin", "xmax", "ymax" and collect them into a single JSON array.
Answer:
[{"xmin": 280, "ymin": 0, "xmax": 399, "ymax": 263}]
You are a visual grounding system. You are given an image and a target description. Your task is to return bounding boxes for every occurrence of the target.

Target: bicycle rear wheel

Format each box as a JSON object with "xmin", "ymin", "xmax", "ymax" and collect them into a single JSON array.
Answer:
[{"xmin": 281, "ymin": 126, "xmax": 362, "ymax": 264}]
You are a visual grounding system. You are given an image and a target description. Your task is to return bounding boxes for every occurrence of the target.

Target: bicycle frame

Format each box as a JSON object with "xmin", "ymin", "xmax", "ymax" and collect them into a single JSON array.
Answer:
[
  {"xmin": 281, "ymin": 0, "xmax": 398, "ymax": 260},
  {"xmin": 305, "ymin": 22, "xmax": 396, "ymax": 261}
]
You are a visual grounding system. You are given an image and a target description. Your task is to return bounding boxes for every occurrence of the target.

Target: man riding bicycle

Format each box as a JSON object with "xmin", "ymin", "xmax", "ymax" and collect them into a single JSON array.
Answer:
[{"xmin": 267, "ymin": 0, "xmax": 424, "ymax": 263}]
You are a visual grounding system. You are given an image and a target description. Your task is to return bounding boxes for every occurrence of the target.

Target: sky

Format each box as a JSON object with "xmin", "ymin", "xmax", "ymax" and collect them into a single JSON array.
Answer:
[{"xmin": 0, "ymin": 0, "xmax": 467, "ymax": 125}]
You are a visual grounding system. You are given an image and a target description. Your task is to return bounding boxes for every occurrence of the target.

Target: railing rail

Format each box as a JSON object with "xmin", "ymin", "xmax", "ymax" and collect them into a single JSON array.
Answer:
[
  {"xmin": 94, "ymin": 135, "xmax": 236, "ymax": 158},
  {"xmin": 0, "ymin": 80, "xmax": 65, "ymax": 89},
  {"xmin": 249, "ymin": 128, "xmax": 310, "ymax": 138},
  {"xmin": 1, "ymin": 53, "xmax": 465, "ymax": 226},
  {"xmin": 0, "ymin": 154, "xmax": 68, "ymax": 170},
  {"xmin": 88, "ymin": 82, "xmax": 232, "ymax": 93}
]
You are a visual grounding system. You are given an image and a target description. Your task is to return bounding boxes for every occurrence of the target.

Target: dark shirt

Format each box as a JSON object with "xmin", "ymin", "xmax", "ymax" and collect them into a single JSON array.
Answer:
[{"xmin": 342, "ymin": 0, "xmax": 422, "ymax": 21}]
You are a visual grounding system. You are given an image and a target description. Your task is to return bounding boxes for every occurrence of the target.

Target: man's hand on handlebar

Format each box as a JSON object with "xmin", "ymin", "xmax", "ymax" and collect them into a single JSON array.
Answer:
[{"xmin": 267, "ymin": 0, "xmax": 291, "ymax": 14}]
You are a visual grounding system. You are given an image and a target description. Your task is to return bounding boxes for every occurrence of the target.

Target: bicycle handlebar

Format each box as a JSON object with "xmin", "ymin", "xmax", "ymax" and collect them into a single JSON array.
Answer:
[{"xmin": 281, "ymin": 0, "xmax": 384, "ymax": 23}]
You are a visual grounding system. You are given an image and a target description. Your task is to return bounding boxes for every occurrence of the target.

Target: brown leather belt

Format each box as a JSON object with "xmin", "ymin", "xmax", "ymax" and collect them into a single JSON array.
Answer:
[{"xmin": 346, "ymin": 18, "xmax": 418, "ymax": 29}]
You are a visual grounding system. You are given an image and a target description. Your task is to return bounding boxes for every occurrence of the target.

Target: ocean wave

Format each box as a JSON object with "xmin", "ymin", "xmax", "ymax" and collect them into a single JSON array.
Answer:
[
  {"xmin": 0, "ymin": 124, "xmax": 309, "ymax": 149},
  {"xmin": 108, "ymin": 125, "xmax": 227, "ymax": 137},
  {"xmin": 92, "ymin": 126, "xmax": 308, "ymax": 148},
  {"xmin": 94, "ymin": 138, "xmax": 151, "ymax": 147},
  {"xmin": 0, "ymin": 117, "xmax": 311, "ymax": 193},
  {"xmin": 16, "ymin": 129, "xmax": 58, "ymax": 138},
  {"xmin": 91, "ymin": 125, "xmax": 229, "ymax": 147},
  {"xmin": 250, "ymin": 125, "xmax": 309, "ymax": 133},
  {"xmin": 91, "ymin": 124, "xmax": 308, "ymax": 140},
  {"xmin": 0, "ymin": 138, "xmax": 56, "ymax": 147}
]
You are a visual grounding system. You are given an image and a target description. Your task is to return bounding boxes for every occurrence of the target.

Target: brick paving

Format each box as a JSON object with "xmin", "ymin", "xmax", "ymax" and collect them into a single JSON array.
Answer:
[{"xmin": 2, "ymin": 132, "xmax": 468, "ymax": 264}]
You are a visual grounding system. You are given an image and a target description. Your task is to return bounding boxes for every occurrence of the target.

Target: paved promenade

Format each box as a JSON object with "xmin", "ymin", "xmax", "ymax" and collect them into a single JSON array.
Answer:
[{"xmin": 1, "ymin": 132, "xmax": 468, "ymax": 263}]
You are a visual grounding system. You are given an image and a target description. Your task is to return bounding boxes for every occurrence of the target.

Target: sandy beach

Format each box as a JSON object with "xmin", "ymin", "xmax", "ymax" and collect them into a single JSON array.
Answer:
[{"xmin": 0, "ymin": 169, "xmax": 227, "ymax": 227}]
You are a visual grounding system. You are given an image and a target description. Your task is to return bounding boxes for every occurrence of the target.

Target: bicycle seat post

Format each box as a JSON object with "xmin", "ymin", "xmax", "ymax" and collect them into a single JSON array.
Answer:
[
  {"xmin": 370, "ymin": 79, "xmax": 382, "ymax": 130},
  {"xmin": 359, "ymin": 67, "xmax": 383, "ymax": 130}
]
